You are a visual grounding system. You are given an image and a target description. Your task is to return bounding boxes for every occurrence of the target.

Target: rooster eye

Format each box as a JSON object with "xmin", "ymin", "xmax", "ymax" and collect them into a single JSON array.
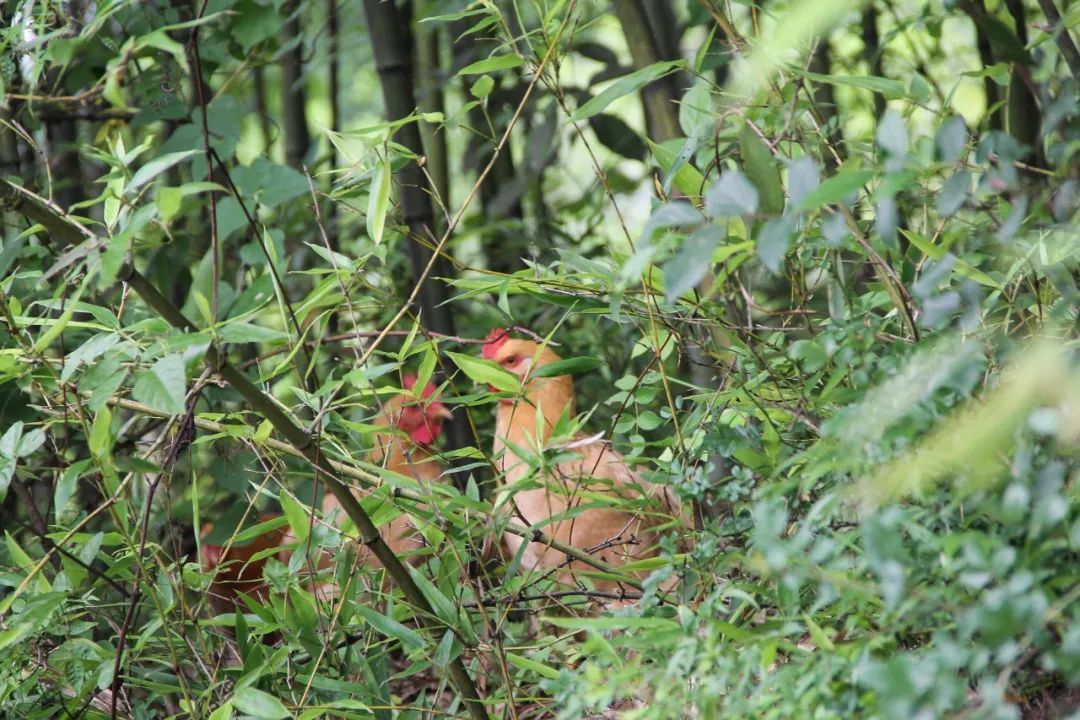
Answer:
[{"xmin": 503, "ymin": 355, "xmax": 517, "ymax": 366}]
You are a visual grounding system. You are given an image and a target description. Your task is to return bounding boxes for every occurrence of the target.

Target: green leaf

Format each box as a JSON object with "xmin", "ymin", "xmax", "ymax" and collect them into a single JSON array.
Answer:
[
  {"xmin": 876, "ymin": 110, "xmax": 908, "ymax": 159},
  {"xmin": 799, "ymin": 71, "xmax": 908, "ymax": 100},
  {"xmin": 279, "ymin": 492, "xmax": 310, "ymax": 542},
  {"xmin": 406, "ymin": 565, "xmax": 460, "ymax": 629},
  {"xmin": 233, "ymin": 687, "xmax": 290, "ymax": 720},
  {"xmin": 739, "ymin": 123, "xmax": 784, "ymax": 215},
  {"xmin": 367, "ymin": 157, "xmax": 391, "ymax": 245},
  {"xmin": 757, "ymin": 217, "xmax": 794, "ymax": 274},
  {"xmin": 572, "ymin": 60, "xmax": 686, "ymax": 122},
  {"xmin": 6, "ymin": 531, "xmax": 50, "ymax": 592},
  {"xmin": 218, "ymin": 322, "xmax": 288, "ymax": 344},
  {"xmin": 132, "ymin": 354, "xmax": 186, "ymax": 415},
  {"xmin": 446, "ymin": 352, "xmax": 520, "ymax": 393},
  {"xmin": 457, "ymin": 54, "xmax": 522, "ymax": 75},
  {"xmin": 588, "ymin": 114, "xmax": 646, "ymax": 161},
  {"xmin": 414, "ymin": 348, "xmax": 437, "ymax": 393},
  {"xmin": 208, "ymin": 700, "xmax": 234, "ymax": 720},
  {"xmin": 470, "ymin": 75, "xmax": 494, "ymax": 99},
  {"xmin": 128, "ymin": 150, "xmax": 199, "ymax": 193},
  {"xmin": 936, "ymin": 171, "xmax": 970, "ymax": 218},
  {"xmin": 936, "ymin": 117, "xmax": 968, "ymax": 164},
  {"xmin": 649, "ymin": 138, "xmax": 706, "ymax": 198},
  {"xmin": 679, "ymin": 79, "xmax": 714, "ymax": 139},
  {"xmin": 156, "ymin": 186, "xmax": 183, "ymax": 222},
  {"xmin": 506, "ymin": 652, "xmax": 561, "ymax": 680},
  {"xmin": 89, "ymin": 408, "xmax": 112, "ymax": 459},
  {"xmin": 15, "ymin": 428, "xmax": 44, "ymax": 457},
  {"xmin": 356, "ymin": 606, "xmax": 424, "ymax": 652},
  {"xmin": 663, "ymin": 224, "xmax": 723, "ymax": 303},
  {"xmin": 532, "ymin": 356, "xmax": 604, "ymax": 378},
  {"xmin": 803, "ymin": 614, "xmax": 836, "ymax": 652},
  {"xmin": 705, "ymin": 170, "xmax": 759, "ymax": 217},
  {"xmin": 433, "ymin": 630, "xmax": 457, "ymax": 669},
  {"xmin": 900, "ymin": 229, "xmax": 1000, "ymax": 289},
  {"xmin": 787, "ymin": 157, "xmax": 820, "ymax": 211},
  {"xmin": 797, "ymin": 169, "xmax": 874, "ymax": 212},
  {"xmin": 234, "ymin": 0, "xmax": 280, "ymax": 51}
]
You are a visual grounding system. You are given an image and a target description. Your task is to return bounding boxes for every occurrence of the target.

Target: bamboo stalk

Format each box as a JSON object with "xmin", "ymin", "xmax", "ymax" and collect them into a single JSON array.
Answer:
[
  {"xmin": 362, "ymin": 0, "xmax": 477, "ymax": 484},
  {"xmin": 610, "ymin": 0, "xmax": 682, "ymax": 142}
]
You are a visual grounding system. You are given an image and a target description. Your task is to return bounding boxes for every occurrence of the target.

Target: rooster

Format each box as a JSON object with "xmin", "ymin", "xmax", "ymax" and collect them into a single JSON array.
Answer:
[
  {"xmin": 200, "ymin": 375, "xmax": 452, "ymax": 612},
  {"xmin": 481, "ymin": 328, "xmax": 681, "ymax": 594},
  {"xmin": 321, "ymin": 374, "xmax": 452, "ymax": 569}
]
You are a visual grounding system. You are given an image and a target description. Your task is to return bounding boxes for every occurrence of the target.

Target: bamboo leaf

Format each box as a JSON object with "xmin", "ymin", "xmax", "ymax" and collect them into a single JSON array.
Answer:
[
  {"xmin": 446, "ymin": 352, "xmax": 520, "ymax": 393},
  {"xmin": 367, "ymin": 156, "xmax": 392, "ymax": 245},
  {"xmin": 572, "ymin": 60, "xmax": 686, "ymax": 121},
  {"xmin": 457, "ymin": 54, "xmax": 522, "ymax": 75}
]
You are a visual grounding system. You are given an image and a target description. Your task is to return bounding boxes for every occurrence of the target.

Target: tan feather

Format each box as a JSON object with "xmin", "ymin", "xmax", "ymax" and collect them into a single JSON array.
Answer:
[{"xmin": 486, "ymin": 337, "xmax": 684, "ymax": 593}]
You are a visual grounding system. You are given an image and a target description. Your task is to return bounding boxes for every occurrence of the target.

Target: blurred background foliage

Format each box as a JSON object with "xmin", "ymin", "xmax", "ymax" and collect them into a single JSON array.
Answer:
[{"xmin": 0, "ymin": 0, "xmax": 1079, "ymax": 717}]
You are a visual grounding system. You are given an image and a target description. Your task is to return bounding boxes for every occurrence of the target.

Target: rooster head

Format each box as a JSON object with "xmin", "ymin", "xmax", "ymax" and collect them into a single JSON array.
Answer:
[{"xmin": 387, "ymin": 374, "xmax": 452, "ymax": 446}]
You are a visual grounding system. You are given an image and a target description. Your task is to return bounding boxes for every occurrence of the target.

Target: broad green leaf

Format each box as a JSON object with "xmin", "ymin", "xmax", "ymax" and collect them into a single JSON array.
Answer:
[
  {"xmin": 648, "ymin": 138, "xmax": 706, "ymax": 198},
  {"xmin": 679, "ymin": 79, "xmax": 714, "ymax": 139},
  {"xmin": 876, "ymin": 110, "xmax": 908, "ymax": 159},
  {"xmin": 572, "ymin": 60, "xmax": 685, "ymax": 121},
  {"xmin": 588, "ymin": 114, "xmax": 647, "ymax": 161},
  {"xmin": 705, "ymin": 170, "xmax": 759, "ymax": 217},
  {"xmin": 532, "ymin": 356, "xmax": 604, "ymax": 378},
  {"xmin": 936, "ymin": 117, "xmax": 969, "ymax": 164},
  {"xmin": 936, "ymin": 171, "xmax": 970, "ymax": 218},
  {"xmin": 367, "ymin": 156, "xmax": 391, "ymax": 245},
  {"xmin": 457, "ymin": 54, "xmax": 522, "ymax": 75},
  {"xmin": 128, "ymin": 150, "xmax": 198, "ymax": 193},
  {"xmin": 279, "ymin": 492, "xmax": 310, "ymax": 542},
  {"xmin": 797, "ymin": 169, "xmax": 874, "ymax": 212},
  {"xmin": 89, "ymin": 407, "xmax": 112, "ymax": 459},
  {"xmin": 208, "ymin": 701, "xmax": 234, "ymax": 720},
  {"xmin": 739, "ymin": 123, "xmax": 784, "ymax": 215},
  {"xmin": 414, "ymin": 348, "xmax": 437, "ymax": 393},
  {"xmin": 787, "ymin": 157, "xmax": 820, "ymax": 211},
  {"xmin": 156, "ymin": 186, "xmax": 183, "ymax": 222},
  {"xmin": 757, "ymin": 217, "xmax": 795, "ymax": 274},
  {"xmin": 233, "ymin": 687, "xmax": 290, "ymax": 720},
  {"xmin": 132, "ymin": 354, "xmax": 186, "ymax": 415},
  {"xmin": 900, "ymin": 229, "xmax": 1000, "ymax": 288},
  {"xmin": 663, "ymin": 224, "xmax": 724, "ymax": 303},
  {"xmin": 6, "ymin": 531, "xmax": 50, "ymax": 592},
  {"xmin": 798, "ymin": 71, "xmax": 908, "ymax": 100},
  {"xmin": 642, "ymin": 202, "xmax": 703, "ymax": 244},
  {"xmin": 446, "ymin": 352, "xmax": 520, "ymax": 393},
  {"xmin": 470, "ymin": 75, "xmax": 494, "ymax": 99},
  {"xmin": 218, "ymin": 322, "xmax": 288, "ymax": 344}
]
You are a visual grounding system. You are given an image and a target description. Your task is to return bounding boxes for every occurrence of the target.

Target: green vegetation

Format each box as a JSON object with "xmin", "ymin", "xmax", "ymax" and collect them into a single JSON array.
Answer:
[{"xmin": 0, "ymin": 0, "xmax": 1078, "ymax": 717}]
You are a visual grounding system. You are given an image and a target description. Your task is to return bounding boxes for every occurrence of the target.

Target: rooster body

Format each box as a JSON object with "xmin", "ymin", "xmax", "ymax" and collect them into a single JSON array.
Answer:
[
  {"xmin": 201, "ymin": 376, "xmax": 450, "ymax": 611},
  {"xmin": 483, "ymin": 330, "xmax": 679, "ymax": 590},
  {"xmin": 322, "ymin": 377, "xmax": 451, "ymax": 569}
]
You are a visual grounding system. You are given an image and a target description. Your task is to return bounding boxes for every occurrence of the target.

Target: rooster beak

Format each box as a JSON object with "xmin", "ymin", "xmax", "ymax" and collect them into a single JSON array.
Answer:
[{"xmin": 430, "ymin": 404, "xmax": 453, "ymax": 420}]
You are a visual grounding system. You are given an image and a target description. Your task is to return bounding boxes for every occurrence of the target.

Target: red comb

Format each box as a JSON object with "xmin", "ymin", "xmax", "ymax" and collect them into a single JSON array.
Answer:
[{"xmin": 482, "ymin": 328, "xmax": 510, "ymax": 360}]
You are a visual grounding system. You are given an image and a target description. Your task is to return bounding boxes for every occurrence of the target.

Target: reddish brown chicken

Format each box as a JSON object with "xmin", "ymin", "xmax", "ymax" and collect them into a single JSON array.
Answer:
[
  {"xmin": 200, "ymin": 515, "xmax": 288, "ymax": 616},
  {"xmin": 482, "ymin": 328, "xmax": 681, "ymax": 593},
  {"xmin": 200, "ymin": 376, "xmax": 451, "ymax": 612}
]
